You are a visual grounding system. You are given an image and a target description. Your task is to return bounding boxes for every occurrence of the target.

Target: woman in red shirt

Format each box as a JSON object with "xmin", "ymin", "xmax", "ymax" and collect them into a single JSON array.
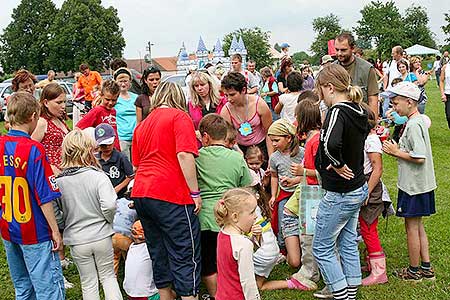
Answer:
[{"xmin": 131, "ymin": 81, "xmax": 202, "ymax": 300}]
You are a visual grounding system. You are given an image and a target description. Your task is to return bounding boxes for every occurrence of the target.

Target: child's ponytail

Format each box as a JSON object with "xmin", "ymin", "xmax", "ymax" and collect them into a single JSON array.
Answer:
[
  {"xmin": 214, "ymin": 188, "xmax": 256, "ymax": 227},
  {"xmin": 347, "ymin": 85, "xmax": 363, "ymax": 104}
]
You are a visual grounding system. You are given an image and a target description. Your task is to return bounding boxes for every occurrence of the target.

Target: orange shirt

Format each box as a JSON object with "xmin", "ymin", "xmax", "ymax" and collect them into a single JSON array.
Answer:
[{"xmin": 77, "ymin": 71, "xmax": 102, "ymax": 101}]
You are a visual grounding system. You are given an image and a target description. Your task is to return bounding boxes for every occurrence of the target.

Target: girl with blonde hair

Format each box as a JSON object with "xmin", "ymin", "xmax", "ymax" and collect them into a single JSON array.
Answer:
[
  {"xmin": 132, "ymin": 81, "xmax": 202, "ymax": 300},
  {"xmin": 312, "ymin": 64, "xmax": 369, "ymax": 300},
  {"xmin": 214, "ymin": 188, "xmax": 260, "ymax": 300},
  {"xmin": 56, "ymin": 129, "xmax": 122, "ymax": 300},
  {"xmin": 188, "ymin": 71, "xmax": 227, "ymax": 130}
]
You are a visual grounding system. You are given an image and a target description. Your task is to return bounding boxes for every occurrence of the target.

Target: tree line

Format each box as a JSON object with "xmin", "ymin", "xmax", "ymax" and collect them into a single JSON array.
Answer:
[{"xmin": 0, "ymin": 0, "xmax": 125, "ymax": 75}]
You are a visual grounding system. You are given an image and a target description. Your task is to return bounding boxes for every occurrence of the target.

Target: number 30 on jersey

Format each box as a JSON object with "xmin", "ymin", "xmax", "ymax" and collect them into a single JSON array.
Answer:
[{"xmin": 0, "ymin": 176, "xmax": 31, "ymax": 223}]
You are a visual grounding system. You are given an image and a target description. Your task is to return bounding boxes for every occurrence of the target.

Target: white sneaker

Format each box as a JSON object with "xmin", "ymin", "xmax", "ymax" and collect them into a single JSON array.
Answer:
[
  {"xmin": 60, "ymin": 257, "xmax": 73, "ymax": 269},
  {"xmin": 276, "ymin": 253, "xmax": 286, "ymax": 265},
  {"xmin": 313, "ymin": 286, "xmax": 333, "ymax": 299},
  {"xmin": 64, "ymin": 276, "xmax": 74, "ymax": 289}
]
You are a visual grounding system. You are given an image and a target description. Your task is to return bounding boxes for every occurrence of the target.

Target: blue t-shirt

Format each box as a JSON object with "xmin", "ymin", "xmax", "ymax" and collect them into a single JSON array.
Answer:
[
  {"xmin": 116, "ymin": 92, "xmax": 138, "ymax": 141},
  {"xmin": 403, "ymin": 72, "xmax": 418, "ymax": 83}
]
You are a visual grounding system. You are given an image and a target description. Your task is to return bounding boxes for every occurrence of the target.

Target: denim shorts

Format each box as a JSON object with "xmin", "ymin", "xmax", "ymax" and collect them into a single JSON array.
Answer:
[{"xmin": 282, "ymin": 212, "xmax": 300, "ymax": 238}]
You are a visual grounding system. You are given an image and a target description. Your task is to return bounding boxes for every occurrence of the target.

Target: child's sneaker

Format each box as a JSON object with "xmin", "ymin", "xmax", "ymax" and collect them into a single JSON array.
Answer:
[
  {"xmin": 313, "ymin": 286, "xmax": 333, "ymax": 299},
  {"xmin": 419, "ymin": 267, "xmax": 436, "ymax": 280},
  {"xmin": 393, "ymin": 267, "xmax": 422, "ymax": 282},
  {"xmin": 287, "ymin": 277, "xmax": 316, "ymax": 291},
  {"xmin": 290, "ymin": 273, "xmax": 318, "ymax": 290},
  {"xmin": 276, "ymin": 253, "xmax": 286, "ymax": 265},
  {"xmin": 63, "ymin": 276, "xmax": 74, "ymax": 289},
  {"xmin": 60, "ymin": 257, "xmax": 73, "ymax": 269}
]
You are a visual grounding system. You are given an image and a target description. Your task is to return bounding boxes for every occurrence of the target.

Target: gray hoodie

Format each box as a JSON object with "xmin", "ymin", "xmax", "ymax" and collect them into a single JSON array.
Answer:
[{"xmin": 56, "ymin": 167, "xmax": 117, "ymax": 246}]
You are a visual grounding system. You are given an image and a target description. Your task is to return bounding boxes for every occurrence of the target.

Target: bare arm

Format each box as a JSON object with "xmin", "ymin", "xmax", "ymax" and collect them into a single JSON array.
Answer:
[
  {"xmin": 41, "ymin": 202, "xmax": 63, "ymax": 251},
  {"xmin": 274, "ymin": 101, "xmax": 283, "ymax": 114},
  {"xmin": 31, "ymin": 118, "xmax": 47, "ymax": 142},
  {"xmin": 177, "ymin": 152, "xmax": 201, "ymax": 213},
  {"xmin": 441, "ymin": 65, "xmax": 446, "ymax": 100},
  {"xmin": 278, "ymin": 82, "xmax": 288, "ymax": 94},
  {"xmin": 136, "ymin": 107, "xmax": 143, "ymax": 124},
  {"xmin": 383, "ymin": 72, "xmax": 389, "ymax": 90},
  {"xmin": 368, "ymin": 95, "xmax": 379, "ymax": 118},
  {"xmin": 269, "ymin": 172, "xmax": 278, "ymax": 209},
  {"xmin": 382, "ymin": 140, "xmax": 425, "ymax": 164},
  {"xmin": 114, "ymin": 177, "xmax": 132, "ymax": 195},
  {"xmin": 258, "ymin": 100, "xmax": 274, "ymax": 157},
  {"xmin": 416, "ymin": 72, "xmax": 429, "ymax": 86},
  {"xmin": 366, "ymin": 152, "xmax": 382, "ymax": 195}
]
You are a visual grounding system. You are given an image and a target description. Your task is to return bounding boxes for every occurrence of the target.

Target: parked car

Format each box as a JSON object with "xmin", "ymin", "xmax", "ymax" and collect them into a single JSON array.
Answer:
[
  {"xmin": 161, "ymin": 73, "xmax": 189, "ymax": 100},
  {"xmin": 0, "ymin": 80, "xmax": 74, "ymax": 120},
  {"xmin": 0, "ymin": 82, "xmax": 12, "ymax": 121}
]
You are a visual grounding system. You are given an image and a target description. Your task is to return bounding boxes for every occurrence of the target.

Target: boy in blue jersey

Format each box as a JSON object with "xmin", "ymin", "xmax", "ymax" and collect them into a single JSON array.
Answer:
[{"xmin": 0, "ymin": 92, "xmax": 65, "ymax": 299}]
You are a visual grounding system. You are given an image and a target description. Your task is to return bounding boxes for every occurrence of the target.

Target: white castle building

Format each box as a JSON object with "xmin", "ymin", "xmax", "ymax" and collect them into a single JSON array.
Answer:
[{"xmin": 176, "ymin": 35, "xmax": 248, "ymax": 73}]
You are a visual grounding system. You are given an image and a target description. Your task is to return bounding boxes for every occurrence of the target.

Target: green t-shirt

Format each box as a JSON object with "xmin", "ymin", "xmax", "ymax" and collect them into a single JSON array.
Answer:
[
  {"xmin": 397, "ymin": 115, "xmax": 436, "ymax": 195},
  {"xmin": 196, "ymin": 146, "xmax": 252, "ymax": 232}
]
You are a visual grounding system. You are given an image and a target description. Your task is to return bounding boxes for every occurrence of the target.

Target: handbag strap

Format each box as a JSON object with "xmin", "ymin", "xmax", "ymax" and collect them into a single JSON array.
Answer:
[{"xmin": 303, "ymin": 168, "xmax": 322, "ymax": 186}]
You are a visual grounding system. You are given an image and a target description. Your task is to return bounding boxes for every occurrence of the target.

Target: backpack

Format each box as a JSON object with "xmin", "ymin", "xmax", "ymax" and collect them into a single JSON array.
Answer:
[{"xmin": 268, "ymin": 76, "xmax": 279, "ymax": 110}]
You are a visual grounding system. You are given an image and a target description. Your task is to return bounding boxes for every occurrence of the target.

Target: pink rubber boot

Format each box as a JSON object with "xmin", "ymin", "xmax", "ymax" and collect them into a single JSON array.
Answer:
[{"xmin": 362, "ymin": 253, "xmax": 388, "ymax": 286}]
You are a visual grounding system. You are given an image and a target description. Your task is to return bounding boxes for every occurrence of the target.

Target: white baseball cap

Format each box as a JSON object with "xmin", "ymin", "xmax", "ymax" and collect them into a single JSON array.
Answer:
[{"xmin": 380, "ymin": 81, "xmax": 421, "ymax": 101}]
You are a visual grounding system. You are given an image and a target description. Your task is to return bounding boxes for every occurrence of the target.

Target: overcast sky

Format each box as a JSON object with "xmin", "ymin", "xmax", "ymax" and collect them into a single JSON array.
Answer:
[{"xmin": 1, "ymin": 0, "xmax": 448, "ymax": 59}]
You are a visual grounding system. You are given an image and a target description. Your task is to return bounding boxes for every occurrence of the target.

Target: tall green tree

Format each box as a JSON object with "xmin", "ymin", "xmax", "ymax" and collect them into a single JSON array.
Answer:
[
  {"xmin": 354, "ymin": 1, "xmax": 405, "ymax": 58},
  {"xmin": 310, "ymin": 14, "xmax": 342, "ymax": 58},
  {"xmin": 442, "ymin": 12, "xmax": 450, "ymax": 50},
  {"xmin": 403, "ymin": 5, "xmax": 436, "ymax": 49},
  {"xmin": 223, "ymin": 27, "xmax": 273, "ymax": 68},
  {"xmin": 292, "ymin": 51, "xmax": 316, "ymax": 67},
  {"xmin": 0, "ymin": 0, "xmax": 57, "ymax": 74},
  {"xmin": 46, "ymin": 0, "xmax": 125, "ymax": 72}
]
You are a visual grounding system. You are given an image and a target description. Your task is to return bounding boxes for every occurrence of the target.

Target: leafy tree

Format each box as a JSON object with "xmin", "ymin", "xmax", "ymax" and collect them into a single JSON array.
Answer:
[
  {"xmin": 354, "ymin": 1, "xmax": 406, "ymax": 58},
  {"xmin": 442, "ymin": 12, "xmax": 450, "ymax": 50},
  {"xmin": 403, "ymin": 5, "xmax": 436, "ymax": 49},
  {"xmin": 292, "ymin": 51, "xmax": 315, "ymax": 67},
  {"xmin": 0, "ymin": 0, "xmax": 57, "ymax": 74},
  {"xmin": 356, "ymin": 38, "xmax": 372, "ymax": 50},
  {"xmin": 223, "ymin": 27, "xmax": 274, "ymax": 68},
  {"xmin": 46, "ymin": 0, "xmax": 125, "ymax": 72},
  {"xmin": 310, "ymin": 14, "xmax": 342, "ymax": 58}
]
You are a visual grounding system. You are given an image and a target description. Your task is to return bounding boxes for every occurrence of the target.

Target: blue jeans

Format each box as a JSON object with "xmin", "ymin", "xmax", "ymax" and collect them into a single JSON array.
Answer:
[
  {"xmin": 2, "ymin": 239, "xmax": 65, "ymax": 300},
  {"xmin": 312, "ymin": 184, "xmax": 368, "ymax": 292}
]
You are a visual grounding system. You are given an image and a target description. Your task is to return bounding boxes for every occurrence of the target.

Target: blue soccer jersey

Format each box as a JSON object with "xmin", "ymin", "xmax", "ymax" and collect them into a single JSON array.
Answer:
[{"xmin": 0, "ymin": 130, "xmax": 61, "ymax": 244}]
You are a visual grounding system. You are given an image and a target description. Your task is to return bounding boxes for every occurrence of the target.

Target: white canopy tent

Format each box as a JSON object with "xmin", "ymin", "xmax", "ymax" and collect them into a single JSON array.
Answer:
[{"xmin": 404, "ymin": 44, "xmax": 440, "ymax": 56}]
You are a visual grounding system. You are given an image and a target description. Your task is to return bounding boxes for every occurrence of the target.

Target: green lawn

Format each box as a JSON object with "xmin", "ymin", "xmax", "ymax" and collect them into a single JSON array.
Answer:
[{"xmin": 0, "ymin": 82, "xmax": 449, "ymax": 299}]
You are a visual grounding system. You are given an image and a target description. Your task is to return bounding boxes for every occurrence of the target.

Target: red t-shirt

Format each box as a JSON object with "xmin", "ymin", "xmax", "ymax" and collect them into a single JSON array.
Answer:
[
  {"xmin": 304, "ymin": 132, "xmax": 320, "ymax": 185},
  {"xmin": 131, "ymin": 107, "xmax": 198, "ymax": 205},
  {"xmin": 76, "ymin": 105, "xmax": 121, "ymax": 150}
]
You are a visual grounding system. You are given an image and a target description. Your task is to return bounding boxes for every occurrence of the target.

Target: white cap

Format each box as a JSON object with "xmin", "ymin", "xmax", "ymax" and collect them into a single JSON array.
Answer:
[{"xmin": 380, "ymin": 81, "xmax": 421, "ymax": 101}]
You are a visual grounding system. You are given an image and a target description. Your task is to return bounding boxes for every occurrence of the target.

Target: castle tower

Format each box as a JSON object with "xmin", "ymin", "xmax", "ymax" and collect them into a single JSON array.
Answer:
[
  {"xmin": 196, "ymin": 36, "xmax": 209, "ymax": 69},
  {"xmin": 229, "ymin": 35, "xmax": 239, "ymax": 56},
  {"xmin": 213, "ymin": 38, "xmax": 224, "ymax": 60},
  {"xmin": 176, "ymin": 42, "xmax": 190, "ymax": 73},
  {"xmin": 237, "ymin": 36, "xmax": 248, "ymax": 67}
]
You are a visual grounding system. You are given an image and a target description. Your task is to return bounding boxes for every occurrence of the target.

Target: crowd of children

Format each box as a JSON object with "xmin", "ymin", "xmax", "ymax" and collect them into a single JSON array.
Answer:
[{"xmin": 0, "ymin": 60, "xmax": 437, "ymax": 300}]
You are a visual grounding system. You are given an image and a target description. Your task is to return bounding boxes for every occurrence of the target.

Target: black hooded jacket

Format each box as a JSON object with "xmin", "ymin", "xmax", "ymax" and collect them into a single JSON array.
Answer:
[{"xmin": 315, "ymin": 102, "xmax": 369, "ymax": 193}]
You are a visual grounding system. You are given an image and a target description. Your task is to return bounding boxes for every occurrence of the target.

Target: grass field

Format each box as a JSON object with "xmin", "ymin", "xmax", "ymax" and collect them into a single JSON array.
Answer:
[{"xmin": 0, "ymin": 82, "xmax": 449, "ymax": 299}]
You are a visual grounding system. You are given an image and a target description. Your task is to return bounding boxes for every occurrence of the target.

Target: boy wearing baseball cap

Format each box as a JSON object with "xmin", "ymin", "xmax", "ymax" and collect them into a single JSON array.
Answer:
[
  {"xmin": 95, "ymin": 123, "xmax": 136, "ymax": 275},
  {"xmin": 381, "ymin": 81, "xmax": 436, "ymax": 281}
]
